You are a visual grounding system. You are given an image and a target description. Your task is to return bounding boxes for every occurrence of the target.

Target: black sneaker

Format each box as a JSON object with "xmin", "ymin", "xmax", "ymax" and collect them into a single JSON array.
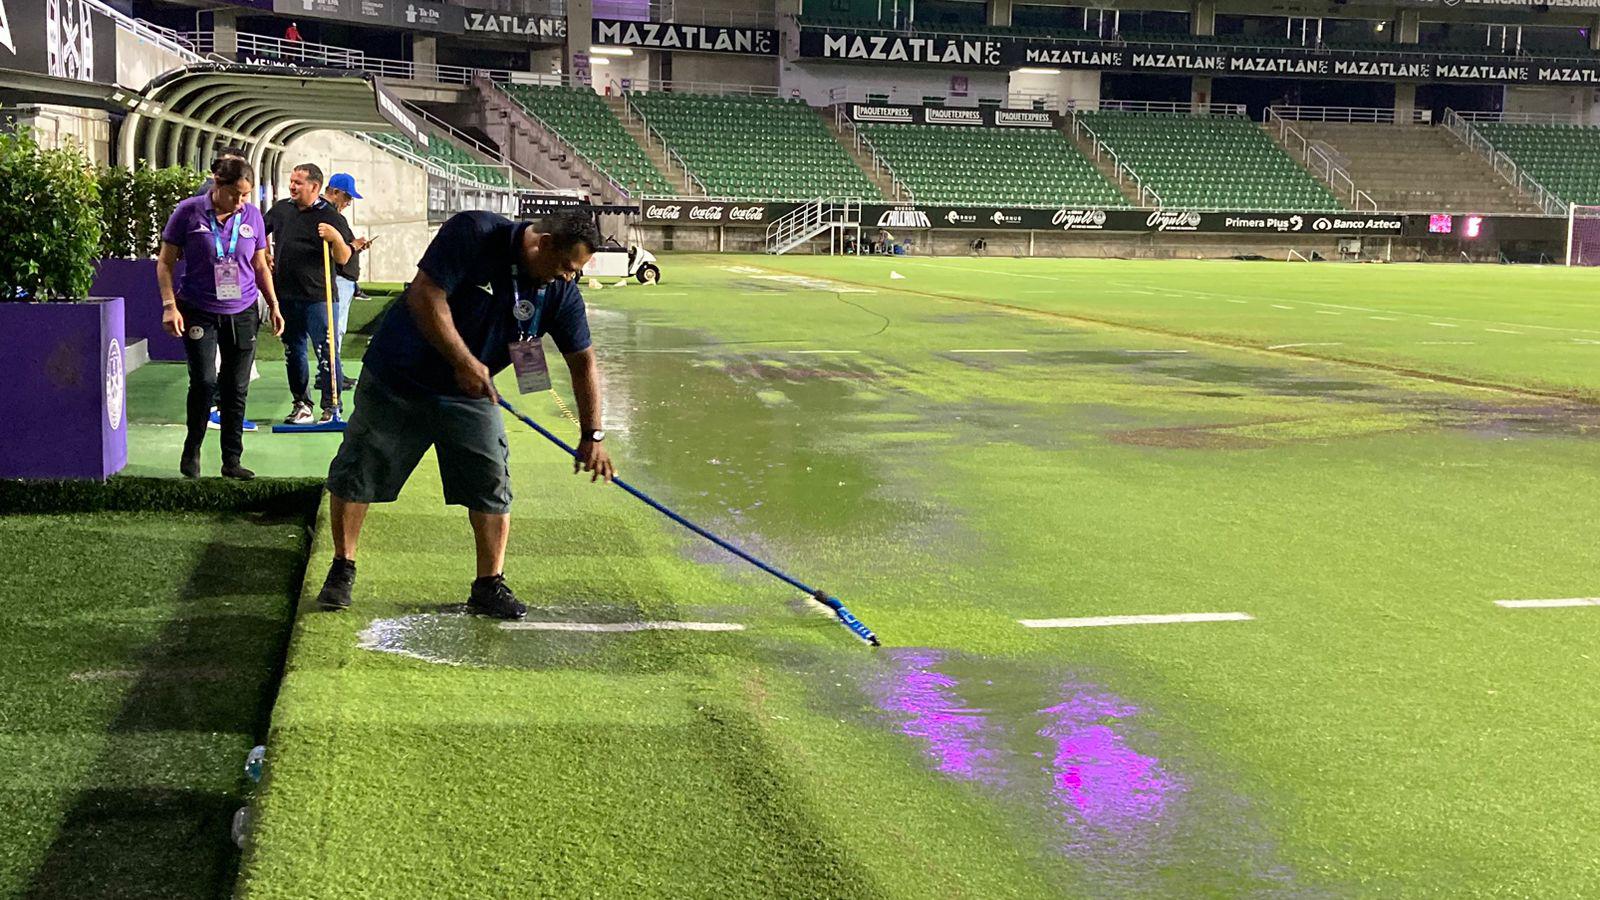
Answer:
[
  {"xmin": 467, "ymin": 575, "xmax": 526, "ymax": 620},
  {"xmin": 317, "ymin": 558, "xmax": 356, "ymax": 611},
  {"xmin": 220, "ymin": 462, "xmax": 255, "ymax": 480}
]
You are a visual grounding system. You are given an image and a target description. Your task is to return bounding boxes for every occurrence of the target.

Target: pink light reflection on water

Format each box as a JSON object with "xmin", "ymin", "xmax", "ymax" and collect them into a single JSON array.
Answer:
[
  {"xmin": 1039, "ymin": 686, "xmax": 1184, "ymax": 844},
  {"xmin": 871, "ymin": 649, "xmax": 1005, "ymax": 785}
]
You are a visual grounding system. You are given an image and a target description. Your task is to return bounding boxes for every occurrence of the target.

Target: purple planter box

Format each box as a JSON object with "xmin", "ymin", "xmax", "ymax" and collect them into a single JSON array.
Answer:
[
  {"xmin": 92, "ymin": 258, "xmax": 184, "ymax": 361},
  {"xmin": 0, "ymin": 297, "xmax": 129, "ymax": 480}
]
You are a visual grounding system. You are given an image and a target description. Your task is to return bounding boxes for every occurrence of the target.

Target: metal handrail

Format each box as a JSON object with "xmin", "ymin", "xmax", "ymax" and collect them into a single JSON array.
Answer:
[
  {"xmin": 1454, "ymin": 110, "xmax": 1585, "ymax": 126},
  {"xmin": 833, "ymin": 105, "xmax": 911, "ymax": 202},
  {"xmin": 610, "ymin": 76, "xmax": 784, "ymax": 97},
  {"xmin": 1069, "ymin": 111, "xmax": 1162, "ymax": 208},
  {"xmin": 92, "ymin": 0, "xmax": 203, "ymax": 62},
  {"xmin": 353, "ymin": 131, "xmax": 510, "ymax": 190},
  {"xmin": 482, "ymin": 77, "xmax": 630, "ymax": 199},
  {"xmin": 1268, "ymin": 105, "xmax": 1431, "ymax": 125},
  {"xmin": 651, "ymin": 0, "xmax": 775, "ymax": 27},
  {"xmin": 1092, "ymin": 99, "xmax": 1247, "ymax": 117},
  {"xmin": 1264, "ymin": 107, "xmax": 1377, "ymax": 211},
  {"xmin": 1442, "ymin": 108, "xmax": 1568, "ymax": 217},
  {"xmin": 401, "ymin": 100, "xmax": 550, "ymax": 189},
  {"xmin": 765, "ymin": 196, "xmax": 861, "ymax": 254},
  {"xmin": 618, "ymin": 94, "xmax": 706, "ymax": 194}
]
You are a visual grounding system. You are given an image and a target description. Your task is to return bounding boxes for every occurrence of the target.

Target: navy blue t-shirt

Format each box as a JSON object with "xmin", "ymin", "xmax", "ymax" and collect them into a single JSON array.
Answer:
[{"xmin": 364, "ymin": 211, "xmax": 591, "ymax": 396}]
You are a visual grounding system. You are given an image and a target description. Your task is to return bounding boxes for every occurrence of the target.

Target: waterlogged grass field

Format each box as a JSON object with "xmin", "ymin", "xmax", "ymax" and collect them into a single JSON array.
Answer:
[{"xmin": 239, "ymin": 257, "xmax": 1600, "ymax": 897}]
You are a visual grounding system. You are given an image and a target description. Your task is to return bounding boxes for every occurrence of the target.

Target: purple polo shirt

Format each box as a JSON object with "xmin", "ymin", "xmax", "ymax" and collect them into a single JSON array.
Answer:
[{"xmin": 161, "ymin": 194, "xmax": 267, "ymax": 315}]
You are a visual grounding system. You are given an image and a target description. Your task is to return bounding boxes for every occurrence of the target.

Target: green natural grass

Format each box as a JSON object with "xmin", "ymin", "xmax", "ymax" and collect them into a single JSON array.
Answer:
[
  {"xmin": 0, "ymin": 490, "xmax": 314, "ymax": 898},
  {"xmin": 231, "ymin": 255, "xmax": 1600, "ymax": 897}
]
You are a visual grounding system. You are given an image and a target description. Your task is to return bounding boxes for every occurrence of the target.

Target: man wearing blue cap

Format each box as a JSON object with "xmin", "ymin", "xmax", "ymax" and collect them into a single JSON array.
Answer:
[{"xmin": 323, "ymin": 173, "xmax": 370, "ymax": 394}]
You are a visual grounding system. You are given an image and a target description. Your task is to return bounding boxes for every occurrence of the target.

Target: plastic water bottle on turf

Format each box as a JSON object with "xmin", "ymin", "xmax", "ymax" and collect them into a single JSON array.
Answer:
[
  {"xmin": 245, "ymin": 745, "xmax": 265, "ymax": 783},
  {"xmin": 231, "ymin": 805, "xmax": 252, "ymax": 848}
]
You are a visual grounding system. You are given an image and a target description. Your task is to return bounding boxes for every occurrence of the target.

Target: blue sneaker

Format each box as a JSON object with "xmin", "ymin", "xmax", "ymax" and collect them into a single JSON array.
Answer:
[{"xmin": 208, "ymin": 407, "xmax": 260, "ymax": 432}]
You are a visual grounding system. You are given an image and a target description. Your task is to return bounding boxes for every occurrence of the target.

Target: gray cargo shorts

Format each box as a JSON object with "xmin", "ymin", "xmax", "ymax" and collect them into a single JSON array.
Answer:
[{"xmin": 326, "ymin": 372, "xmax": 512, "ymax": 514}]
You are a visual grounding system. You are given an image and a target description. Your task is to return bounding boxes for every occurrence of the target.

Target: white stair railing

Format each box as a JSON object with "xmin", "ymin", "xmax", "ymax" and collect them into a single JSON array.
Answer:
[
  {"xmin": 834, "ymin": 106, "xmax": 911, "ymax": 202},
  {"xmin": 1264, "ymin": 107, "xmax": 1377, "ymax": 212},
  {"xmin": 1067, "ymin": 112, "xmax": 1161, "ymax": 208},
  {"xmin": 1442, "ymin": 108, "xmax": 1567, "ymax": 217},
  {"xmin": 765, "ymin": 197, "xmax": 861, "ymax": 255}
]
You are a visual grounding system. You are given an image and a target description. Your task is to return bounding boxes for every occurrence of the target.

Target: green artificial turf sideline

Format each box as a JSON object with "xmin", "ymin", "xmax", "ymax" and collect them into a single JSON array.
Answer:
[
  {"xmin": 0, "ymin": 477, "xmax": 321, "ymax": 899},
  {"xmin": 237, "ymin": 256, "xmax": 1600, "ymax": 897}
]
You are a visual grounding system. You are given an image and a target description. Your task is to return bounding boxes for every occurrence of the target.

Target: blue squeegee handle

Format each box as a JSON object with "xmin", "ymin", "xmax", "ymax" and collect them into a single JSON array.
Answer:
[{"xmin": 498, "ymin": 397, "xmax": 880, "ymax": 647}]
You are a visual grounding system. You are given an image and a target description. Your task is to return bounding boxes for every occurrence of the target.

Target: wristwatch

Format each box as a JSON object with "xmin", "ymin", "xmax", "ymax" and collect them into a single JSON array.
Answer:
[{"xmin": 585, "ymin": 429, "xmax": 605, "ymax": 443}]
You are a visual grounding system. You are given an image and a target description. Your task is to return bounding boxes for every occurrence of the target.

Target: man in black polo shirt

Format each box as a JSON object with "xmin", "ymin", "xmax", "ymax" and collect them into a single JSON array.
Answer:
[
  {"xmin": 314, "ymin": 208, "xmax": 614, "ymax": 619},
  {"xmin": 265, "ymin": 162, "xmax": 354, "ymax": 424}
]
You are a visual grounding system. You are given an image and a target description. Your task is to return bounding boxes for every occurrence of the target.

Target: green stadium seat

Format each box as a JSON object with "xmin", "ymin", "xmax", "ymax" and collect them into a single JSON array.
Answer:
[
  {"xmin": 1076, "ymin": 111, "xmax": 1341, "ymax": 211},
  {"xmin": 859, "ymin": 122, "xmax": 1128, "ymax": 207},
  {"xmin": 1479, "ymin": 123, "xmax": 1600, "ymax": 206},
  {"xmin": 627, "ymin": 92, "xmax": 881, "ymax": 200},
  {"xmin": 363, "ymin": 131, "xmax": 511, "ymax": 188},
  {"xmin": 502, "ymin": 85, "xmax": 673, "ymax": 196}
]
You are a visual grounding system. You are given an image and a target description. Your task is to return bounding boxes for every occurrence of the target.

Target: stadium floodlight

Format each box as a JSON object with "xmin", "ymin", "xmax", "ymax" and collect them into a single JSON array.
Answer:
[
  {"xmin": 1566, "ymin": 205, "xmax": 1600, "ymax": 266},
  {"xmin": 1015, "ymin": 67, "xmax": 1061, "ymax": 75},
  {"xmin": 590, "ymin": 46, "xmax": 634, "ymax": 56}
]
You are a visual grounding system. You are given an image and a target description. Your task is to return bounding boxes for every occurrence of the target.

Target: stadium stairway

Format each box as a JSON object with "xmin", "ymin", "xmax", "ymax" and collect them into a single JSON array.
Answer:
[
  {"xmin": 465, "ymin": 80, "xmax": 632, "ymax": 204},
  {"xmin": 604, "ymin": 95, "xmax": 704, "ymax": 196},
  {"xmin": 1062, "ymin": 125, "xmax": 1152, "ymax": 207},
  {"xmin": 816, "ymin": 108, "xmax": 906, "ymax": 201},
  {"xmin": 1284, "ymin": 123, "xmax": 1544, "ymax": 214}
]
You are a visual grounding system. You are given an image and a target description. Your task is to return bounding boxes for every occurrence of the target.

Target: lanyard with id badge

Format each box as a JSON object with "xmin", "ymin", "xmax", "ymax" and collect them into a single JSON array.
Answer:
[
  {"xmin": 211, "ymin": 211, "xmax": 243, "ymax": 301},
  {"xmin": 508, "ymin": 277, "xmax": 552, "ymax": 393}
]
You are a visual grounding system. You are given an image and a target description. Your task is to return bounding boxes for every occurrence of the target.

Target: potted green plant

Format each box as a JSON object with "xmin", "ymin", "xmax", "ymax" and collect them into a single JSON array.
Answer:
[
  {"xmin": 0, "ymin": 129, "xmax": 126, "ymax": 480},
  {"xmin": 92, "ymin": 163, "xmax": 204, "ymax": 362}
]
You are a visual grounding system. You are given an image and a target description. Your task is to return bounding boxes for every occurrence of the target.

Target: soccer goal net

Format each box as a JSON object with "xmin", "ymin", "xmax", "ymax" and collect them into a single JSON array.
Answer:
[{"xmin": 1566, "ymin": 205, "xmax": 1600, "ymax": 265}]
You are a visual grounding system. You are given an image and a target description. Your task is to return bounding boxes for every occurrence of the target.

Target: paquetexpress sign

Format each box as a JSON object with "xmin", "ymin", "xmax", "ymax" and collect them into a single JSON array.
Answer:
[
  {"xmin": 799, "ymin": 27, "xmax": 1600, "ymax": 85},
  {"xmin": 848, "ymin": 104, "xmax": 1056, "ymax": 128},
  {"xmin": 594, "ymin": 19, "xmax": 777, "ymax": 56}
]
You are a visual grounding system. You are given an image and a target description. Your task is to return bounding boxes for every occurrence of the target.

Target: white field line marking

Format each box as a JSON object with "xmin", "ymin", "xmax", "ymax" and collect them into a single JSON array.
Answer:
[
  {"xmin": 1271, "ymin": 304, "xmax": 1294, "ymax": 310},
  {"xmin": 1268, "ymin": 342, "xmax": 1343, "ymax": 350},
  {"xmin": 1020, "ymin": 612, "xmax": 1254, "ymax": 629},
  {"xmin": 501, "ymin": 621, "xmax": 746, "ymax": 633},
  {"xmin": 1225, "ymin": 299, "xmax": 1248, "ymax": 304},
  {"xmin": 788, "ymin": 350, "xmax": 861, "ymax": 355},
  {"xmin": 949, "ymin": 348, "xmax": 1029, "ymax": 353},
  {"xmin": 1485, "ymin": 328, "xmax": 1522, "ymax": 335},
  {"xmin": 1124, "ymin": 349, "xmax": 1189, "ymax": 354},
  {"xmin": 1419, "ymin": 341, "xmax": 1476, "ymax": 345},
  {"xmin": 912, "ymin": 260, "xmax": 1057, "ymax": 280},
  {"xmin": 1495, "ymin": 598, "xmax": 1600, "ymax": 609},
  {"xmin": 1369, "ymin": 316, "xmax": 1397, "ymax": 321},
  {"xmin": 1574, "ymin": 339, "xmax": 1600, "ymax": 345},
  {"xmin": 1104, "ymin": 281, "xmax": 1600, "ymax": 337},
  {"xmin": 1315, "ymin": 310, "xmax": 1341, "ymax": 316},
  {"xmin": 1429, "ymin": 322, "xmax": 1460, "ymax": 328}
]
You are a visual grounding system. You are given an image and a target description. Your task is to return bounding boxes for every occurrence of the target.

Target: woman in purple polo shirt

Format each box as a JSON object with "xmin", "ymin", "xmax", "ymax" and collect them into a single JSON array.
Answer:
[{"xmin": 157, "ymin": 157, "xmax": 285, "ymax": 479}]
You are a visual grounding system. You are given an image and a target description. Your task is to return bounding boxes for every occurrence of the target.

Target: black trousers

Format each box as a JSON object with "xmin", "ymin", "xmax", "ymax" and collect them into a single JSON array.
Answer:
[{"xmin": 180, "ymin": 304, "xmax": 259, "ymax": 464}]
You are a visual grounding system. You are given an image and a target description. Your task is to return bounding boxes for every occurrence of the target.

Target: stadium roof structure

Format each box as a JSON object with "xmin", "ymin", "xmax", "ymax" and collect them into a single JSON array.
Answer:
[{"xmin": 116, "ymin": 63, "xmax": 425, "ymax": 179}]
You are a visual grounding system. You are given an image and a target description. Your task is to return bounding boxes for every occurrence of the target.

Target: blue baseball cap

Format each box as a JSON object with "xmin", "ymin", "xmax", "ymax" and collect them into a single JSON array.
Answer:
[{"xmin": 328, "ymin": 173, "xmax": 362, "ymax": 199}]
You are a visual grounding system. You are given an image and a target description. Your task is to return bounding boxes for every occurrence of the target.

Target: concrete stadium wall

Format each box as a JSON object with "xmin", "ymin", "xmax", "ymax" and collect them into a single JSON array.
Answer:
[
  {"xmin": 669, "ymin": 53, "xmax": 779, "ymax": 88},
  {"xmin": 17, "ymin": 105, "xmax": 112, "ymax": 166},
  {"xmin": 115, "ymin": 29, "xmax": 194, "ymax": 93},
  {"xmin": 779, "ymin": 60, "xmax": 1011, "ymax": 107},
  {"xmin": 277, "ymin": 130, "xmax": 435, "ymax": 283}
]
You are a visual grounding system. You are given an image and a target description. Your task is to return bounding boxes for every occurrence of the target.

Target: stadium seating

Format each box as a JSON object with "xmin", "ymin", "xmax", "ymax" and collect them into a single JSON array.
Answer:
[
  {"xmin": 1477, "ymin": 123, "xmax": 1600, "ymax": 205},
  {"xmin": 626, "ymin": 93, "xmax": 881, "ymax": 200},
  {"xmin": 501, "ymin": 84, "xmax": 674, "ymax": 195},
  {"xmin": 363, "ymin": 131, "xmax": 511, "ymax": 187},
  {"xmin": 1077, "ymin": 111, "xmax": 1341, "ymax": 210},
  {"xmin": 859, "ymin": 123, "xmax": 1126, "ymax": 207}
]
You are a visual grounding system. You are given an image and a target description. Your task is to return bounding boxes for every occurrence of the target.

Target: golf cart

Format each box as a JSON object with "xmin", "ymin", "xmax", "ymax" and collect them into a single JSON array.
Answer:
[{"xmin": 578, "ymin": 203, "xmax": 661, "ymax": 284}]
